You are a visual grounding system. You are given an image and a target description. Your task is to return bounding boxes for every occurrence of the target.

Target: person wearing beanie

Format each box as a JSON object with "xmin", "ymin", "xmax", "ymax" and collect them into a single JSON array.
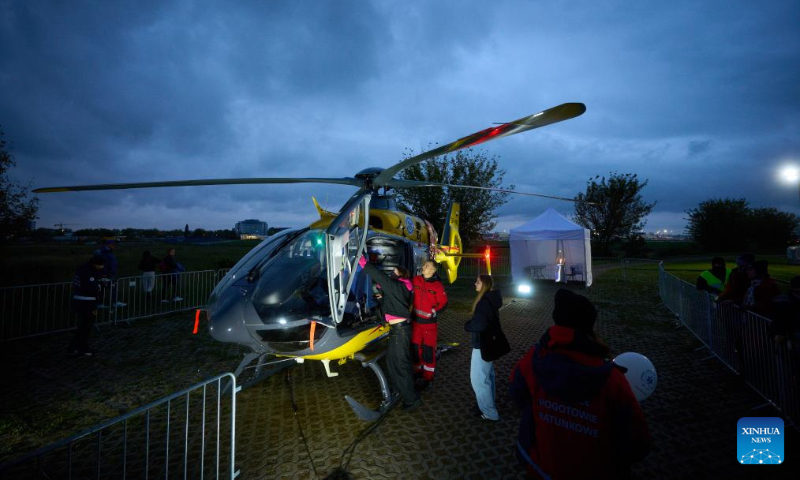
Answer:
[
  {"xmin": 509, "ymin": 288, "xmax": 651, "ymax": 479},
  {"xmin": 67, "ymin": 255, "xmax": 106, "ymax": 357}
]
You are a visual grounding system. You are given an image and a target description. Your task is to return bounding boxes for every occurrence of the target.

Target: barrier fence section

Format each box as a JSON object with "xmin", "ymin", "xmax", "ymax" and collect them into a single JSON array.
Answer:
[
  {"xmin": 0, "ymin": 373, "xmax": 240, "ymax": 479},
  {"xmin": 0, "ymin": 269, "xmax": 231, "ymax": 342},
  {"xmin": 658, "ymin": 264, "xmax": 800, "ymax": 427}
]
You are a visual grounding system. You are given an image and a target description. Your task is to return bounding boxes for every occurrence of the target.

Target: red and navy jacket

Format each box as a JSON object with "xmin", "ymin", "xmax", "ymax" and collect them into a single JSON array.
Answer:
[
  {"xmin": 509, "ymin": 325, "xmax": 650, "ymax": 480},
  {"xmin": 412, "ymin": 275, "xmax": 447, "ymax": 323}
]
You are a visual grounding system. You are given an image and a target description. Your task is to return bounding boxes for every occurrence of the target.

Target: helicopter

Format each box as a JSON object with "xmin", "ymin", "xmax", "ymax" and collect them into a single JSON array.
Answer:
[{"xmin": 35, "ymin": 102, "xmax": 586, "ymax": 420}]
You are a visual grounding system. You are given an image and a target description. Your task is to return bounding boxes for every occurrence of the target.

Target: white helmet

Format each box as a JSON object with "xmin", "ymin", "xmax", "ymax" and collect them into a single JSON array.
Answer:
[{"xmin": 613, "ymin": 352, "xmax": 657, "ymax": 402}]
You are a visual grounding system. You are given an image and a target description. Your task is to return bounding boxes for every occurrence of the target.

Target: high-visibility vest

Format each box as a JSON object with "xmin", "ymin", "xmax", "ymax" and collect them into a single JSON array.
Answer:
[{"xmin": 700, "ymin": 268, "xmax": 730, "ymax": 291}]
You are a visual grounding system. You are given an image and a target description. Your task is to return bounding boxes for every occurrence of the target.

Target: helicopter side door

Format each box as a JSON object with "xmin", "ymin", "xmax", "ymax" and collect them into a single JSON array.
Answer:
[{"xmin": 325, "ymin": 189, "xmax": 371, "ymax": 325}]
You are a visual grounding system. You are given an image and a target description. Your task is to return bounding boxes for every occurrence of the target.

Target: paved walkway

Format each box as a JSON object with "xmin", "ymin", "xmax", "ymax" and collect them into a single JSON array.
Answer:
[
  {"xmin": 3, "ymin": 277, "xmax": 798, "ymax": 479},
  {"xmin": 233, "ymin": 280, "xmax": 799, "ymax": 479}
]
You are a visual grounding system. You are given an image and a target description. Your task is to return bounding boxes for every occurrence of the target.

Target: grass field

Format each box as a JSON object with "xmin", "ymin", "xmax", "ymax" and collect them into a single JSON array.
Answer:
[
  {"xmin": 0, "ymin": 240, "xmax": 262, "ymax": 287},
  {"xmin": 660, "ymin": 254, "xmax": 800, "ymax": 285}
]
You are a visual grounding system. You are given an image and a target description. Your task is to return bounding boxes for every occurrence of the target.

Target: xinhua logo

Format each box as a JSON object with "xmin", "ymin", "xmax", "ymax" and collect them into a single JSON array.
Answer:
[{"xmin": 737, "ymin": 417, "xmax": 784, "ymax": 465}]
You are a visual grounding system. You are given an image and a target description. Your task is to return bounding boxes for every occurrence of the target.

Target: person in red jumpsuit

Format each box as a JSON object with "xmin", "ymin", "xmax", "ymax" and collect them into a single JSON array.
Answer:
[{"xmin": 411, "ymin": 260, "xmax": 448, "ymax": 390}]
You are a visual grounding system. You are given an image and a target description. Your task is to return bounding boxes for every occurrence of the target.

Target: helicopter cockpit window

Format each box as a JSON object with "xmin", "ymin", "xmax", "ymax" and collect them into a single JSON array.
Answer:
[
  {"xmin": 210, "ymin": 228, "xmax": 300, "ymax": 299},
  {"xmin": 250, "ymin": 229, "xmax": 330, "ymax": 325}
]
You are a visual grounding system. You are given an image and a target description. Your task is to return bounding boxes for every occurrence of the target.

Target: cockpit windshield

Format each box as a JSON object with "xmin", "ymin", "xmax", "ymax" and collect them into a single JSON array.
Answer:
[
  {"xmin": 250, "ymin": 229, "xmax": 330, "ymax": 325},
  {"xmin": 209, "ymin": 228, "xmax": 299, "ymax": 300}
]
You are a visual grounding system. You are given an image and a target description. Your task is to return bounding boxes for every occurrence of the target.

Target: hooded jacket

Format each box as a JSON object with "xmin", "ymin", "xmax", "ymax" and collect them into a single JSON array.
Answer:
[
  {"xmin": 464, "ymin": 289, "xmax": 502, "ymax": 348},
  {"xmin": 509, "ymin": 325, "xmax": 650, "ymax": 480}
]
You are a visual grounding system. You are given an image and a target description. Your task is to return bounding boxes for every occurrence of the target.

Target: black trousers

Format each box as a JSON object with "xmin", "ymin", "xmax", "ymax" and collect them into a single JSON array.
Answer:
[
  {"xmin": 69, "ymin": 301, "xmax": 96, "ymax": 353},
  {"xmin": 387, "ymin": 322, "xmax": 418, "ymax": 406}
]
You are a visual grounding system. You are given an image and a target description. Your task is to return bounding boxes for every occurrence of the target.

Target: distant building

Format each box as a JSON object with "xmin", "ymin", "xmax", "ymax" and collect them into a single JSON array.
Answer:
[{"xmin": 235, "ymin": 219, "xmax": 268, "ymax": 239}]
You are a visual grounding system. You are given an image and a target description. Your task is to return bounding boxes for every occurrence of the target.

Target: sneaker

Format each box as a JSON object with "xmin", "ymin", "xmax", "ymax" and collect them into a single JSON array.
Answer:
[
  {"xmin": 114, "ymin": 302, "xmax": 127, "ymax": 307},
  {"xmin": 172, "ymin": 296, "xmax": 183, "ymax": 302},
  {"xmin": 473, "ymin": 410, "xmax": 499, "ymax": 421}
]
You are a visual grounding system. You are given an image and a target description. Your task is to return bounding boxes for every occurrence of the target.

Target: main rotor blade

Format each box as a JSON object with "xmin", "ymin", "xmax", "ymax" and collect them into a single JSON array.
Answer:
[
  {"xmin": 34, "ymin": 177, "xmax": 362, "ymax": 193},
  {"xmin": 372, "ymin": 102, "xmax": 586, "ymax": 186},
  {"xmin": 387, "ymin": 178, "xmax": 594, "ymax": 204}
]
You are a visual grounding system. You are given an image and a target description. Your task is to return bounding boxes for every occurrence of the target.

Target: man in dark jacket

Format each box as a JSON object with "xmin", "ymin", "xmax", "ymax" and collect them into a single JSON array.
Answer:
[
  {"xmin": 67, "ymin": 255, "xmax": 106, "ymax": 357},
  {"xmin": 411, "ymin": 260, "xmax": 448, "ymax": 389},
  {"xmin": 509, "ymin": 289, "xmax": 651, "ymax": 479},
  {"xmin": 359, "ymin": 255, "xmax": 422, "ymax": 411}
]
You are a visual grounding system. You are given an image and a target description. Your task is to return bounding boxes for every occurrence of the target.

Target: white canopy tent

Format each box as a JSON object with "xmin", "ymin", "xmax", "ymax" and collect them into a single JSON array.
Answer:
[{"xmin": 509, "ymin": 208, "xmax": 592, "ymax": 286}]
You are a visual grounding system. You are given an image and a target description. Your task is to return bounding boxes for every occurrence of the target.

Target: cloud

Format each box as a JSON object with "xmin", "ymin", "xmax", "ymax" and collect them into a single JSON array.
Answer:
[{"xmin": 1, "ymin": 0, "xmax": 798, "ymax": 233}]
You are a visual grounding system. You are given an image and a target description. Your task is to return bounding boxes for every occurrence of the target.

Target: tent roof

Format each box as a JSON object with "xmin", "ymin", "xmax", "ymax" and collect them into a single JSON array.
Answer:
[{"xmin": 509, "ymin": 208, "xmax": 586, "ymax": 240}]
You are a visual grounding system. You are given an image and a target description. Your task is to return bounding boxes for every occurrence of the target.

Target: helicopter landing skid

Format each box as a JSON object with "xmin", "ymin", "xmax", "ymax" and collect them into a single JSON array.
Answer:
[
  {"xmin": 230, "ymin": 352, "xmax": 294, "ymax": 391},
  {"xmin": 344, "ymin": 351, "xmax": 396, "ymax": 421}
]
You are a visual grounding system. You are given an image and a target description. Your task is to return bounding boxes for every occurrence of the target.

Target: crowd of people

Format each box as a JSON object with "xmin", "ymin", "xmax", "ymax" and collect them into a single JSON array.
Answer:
[{"xmin": 696, "ymin": 254, "xmax": 800, "ymax": 341}]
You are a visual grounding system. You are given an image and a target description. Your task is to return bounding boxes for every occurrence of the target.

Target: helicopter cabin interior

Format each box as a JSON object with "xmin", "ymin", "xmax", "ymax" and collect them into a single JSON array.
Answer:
[{"xmin": 336, "ymin": 235, "xmax": 417, "ymax": 335}]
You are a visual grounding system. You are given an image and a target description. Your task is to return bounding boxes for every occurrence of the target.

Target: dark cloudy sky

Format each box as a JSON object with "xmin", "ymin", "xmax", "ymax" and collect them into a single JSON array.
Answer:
[{"xmin": 2, "ymin": 0, "xmax": 799, "ymax": 234}]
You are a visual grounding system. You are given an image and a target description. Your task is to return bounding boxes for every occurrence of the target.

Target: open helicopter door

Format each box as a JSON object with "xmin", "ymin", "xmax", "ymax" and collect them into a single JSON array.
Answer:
[{"xmin": 325, "ymin": 190, "xmax": 371, "ymax": 325}]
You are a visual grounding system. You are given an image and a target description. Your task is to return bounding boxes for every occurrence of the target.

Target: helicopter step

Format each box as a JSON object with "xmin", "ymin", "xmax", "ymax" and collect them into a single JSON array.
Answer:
[{"xmin": 344, "ymin": 351, "xmax": 395, "ymax": 422}]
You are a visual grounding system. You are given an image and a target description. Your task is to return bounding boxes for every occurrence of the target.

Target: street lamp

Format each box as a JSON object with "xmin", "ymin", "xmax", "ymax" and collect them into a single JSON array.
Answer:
[{"xmin": 780, "ymin": 165, "xmax": 800, "ymax": 200}]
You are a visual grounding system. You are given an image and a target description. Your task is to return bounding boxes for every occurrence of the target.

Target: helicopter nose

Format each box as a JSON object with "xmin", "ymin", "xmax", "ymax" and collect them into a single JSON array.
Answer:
[{"xmin": 207, "ymin": 292, "xmax": 254, "ymax": 346}]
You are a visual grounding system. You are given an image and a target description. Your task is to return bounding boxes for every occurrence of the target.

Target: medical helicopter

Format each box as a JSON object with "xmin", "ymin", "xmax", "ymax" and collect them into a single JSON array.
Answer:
[{"xmin": 35, "ymin": 102, "xmax": 586, "ymax": 420}]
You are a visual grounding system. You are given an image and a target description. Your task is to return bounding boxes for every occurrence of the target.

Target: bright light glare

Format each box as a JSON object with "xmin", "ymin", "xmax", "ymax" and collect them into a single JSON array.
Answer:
[
  {"xmin": 780, "ymin": 165, "xmax": 800, "ymax": 183},
  {"xmin": 517, "ymin": 284, "xmax": 532, "ymax": 294}
]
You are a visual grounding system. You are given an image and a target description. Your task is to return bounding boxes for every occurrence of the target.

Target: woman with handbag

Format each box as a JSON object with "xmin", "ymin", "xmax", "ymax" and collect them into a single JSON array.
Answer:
[{"xmin": 465, "ymin": 274, "xmax": 509, "ymax": 421}]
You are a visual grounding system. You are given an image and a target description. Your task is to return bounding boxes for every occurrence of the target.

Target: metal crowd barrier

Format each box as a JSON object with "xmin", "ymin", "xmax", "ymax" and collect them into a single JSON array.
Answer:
[
  {"xmin": 658, "ymin": 264, "xmax": 800, "ymax": 427},
  {"xmin": 0, "ymin": 269, "xmax": 231, "ymax": 342},
  {"xmin": 0, "ymin": 373, "xmax": 240, "ymax": 479}
]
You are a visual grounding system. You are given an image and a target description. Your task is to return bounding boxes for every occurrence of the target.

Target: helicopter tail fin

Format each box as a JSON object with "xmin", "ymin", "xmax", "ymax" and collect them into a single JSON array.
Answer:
[
  {"xmin": 434, "ymin": 202, "xmax": 462, "ymax": 284},
  {"xmin": 312, "ymin": 197, "xmax": 336, "ymax": 220}
]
